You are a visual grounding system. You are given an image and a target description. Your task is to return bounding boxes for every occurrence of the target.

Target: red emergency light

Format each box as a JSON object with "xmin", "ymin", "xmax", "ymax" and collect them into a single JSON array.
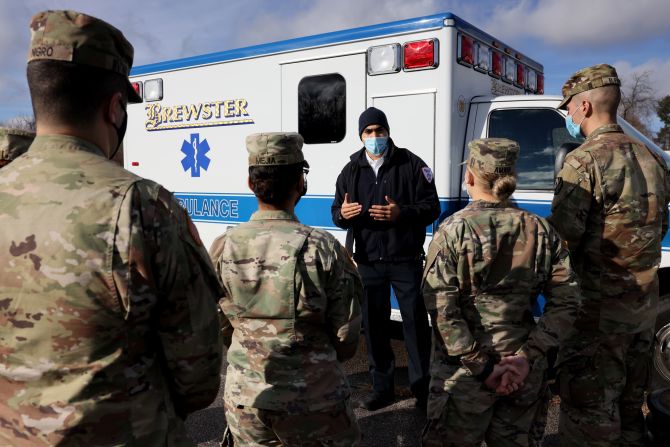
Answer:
[
  {"xmin": 404, "ymin": 39, "xmax": 439, "ymax": 70},
  {"xmin": 490, "ymin": 51, "xmax": 502, "ymax": 77},
  {"xmin": 456, "ymin": 35, "xmax": 473, "ymax": 67},
  {"xmin": 516, "ymin": 63, "xmax": 525, "ymax": 88},
  {"xmin": 537, "ymin": 73, "xmax": 544, "ymax": 94},
  {"xmin": 131, "ymin": 82, "xmax": 143, "ymax": 101}
]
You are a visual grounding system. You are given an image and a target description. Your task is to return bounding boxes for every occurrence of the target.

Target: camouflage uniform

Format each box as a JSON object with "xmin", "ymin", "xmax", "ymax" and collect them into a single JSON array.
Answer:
[
  {"xmin": 0, "ymin": 11, "xmax": 223, "ymax": 446},
  {"xmin": 550, "ymin": 64, "xmax": 670, "ymax": 446},
  {"xmin": 0, "ymin": 127, "xmax": 34, "ymax": 168},
  {"xmin": 209, "ymin": 133, "xmax": 363, "ymax": 446},
  {"xmin": 421, "ymin": 138, "xmax": 581, "ymax": 447}
]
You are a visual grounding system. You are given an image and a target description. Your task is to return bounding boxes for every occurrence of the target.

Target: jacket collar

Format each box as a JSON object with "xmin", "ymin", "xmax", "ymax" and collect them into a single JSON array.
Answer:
[
  {"xmin": 250, "ymin": 209, "xmax": 299, "ymax": 221},
  {"xmin": 586, "ymin": 123, "xmax": 623, "ymax": 142},
  {"xmin": 465, "ymin": 199, "xmax": 513, "ymax": 210}
]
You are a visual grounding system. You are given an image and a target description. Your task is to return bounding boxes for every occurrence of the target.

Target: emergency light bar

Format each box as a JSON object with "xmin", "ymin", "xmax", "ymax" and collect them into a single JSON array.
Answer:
[
  {"xmin": 365, "ymin": 32, "xmax": 542, "ymax": 92},
  {"xmin": 367, "ymin": 44, "xmax": 401, "ymax": 75},
  {"xmin": 403, "ymin": 39, "xmax": 439, "ymax": 71},
  {"xmin": 455, "ymin": 32, "xmax": 543, "ymax": 93}
]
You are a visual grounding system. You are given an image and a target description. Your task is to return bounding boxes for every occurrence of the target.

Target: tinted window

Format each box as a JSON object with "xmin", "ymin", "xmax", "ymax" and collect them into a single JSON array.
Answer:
[
  {"xmin": 298, "ymin": 73, "xmax": 346, "ymax": 144},
  {"xmin": 488, "ymin": 108, "xmax": 580, "ymax": 190}
]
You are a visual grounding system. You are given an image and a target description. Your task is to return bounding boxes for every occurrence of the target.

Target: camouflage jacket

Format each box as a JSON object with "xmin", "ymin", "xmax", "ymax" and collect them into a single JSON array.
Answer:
[
  {"xmin": 422, "ymin": 201, "xmax": 581, "ymax": 378},
  {"xmin": 209, "ymin": 210, "xmax": 363, "ymax": 413},
  {"xmin": 549, "ymin": 124, "xmax": 670, "ymax": 334},
  {"xmin": 0, "ymin": 135, "xmax": 223, "ymax": 446}
]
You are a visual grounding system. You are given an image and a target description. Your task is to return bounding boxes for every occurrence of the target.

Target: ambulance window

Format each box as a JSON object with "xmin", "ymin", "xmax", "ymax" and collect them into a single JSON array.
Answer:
[
  {"xmin": 488, "ymin": 108, "xmax": 579, "ymax": 190},
  {"xmin": 298, "ymin": 73, "xmax": 346, "ymax": 144}
]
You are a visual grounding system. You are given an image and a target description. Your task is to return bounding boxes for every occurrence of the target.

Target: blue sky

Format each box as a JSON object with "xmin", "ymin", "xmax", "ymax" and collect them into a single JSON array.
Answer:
[{"xmin": 2, "ymin": 0, "xmax": 669, "ymax": 131}]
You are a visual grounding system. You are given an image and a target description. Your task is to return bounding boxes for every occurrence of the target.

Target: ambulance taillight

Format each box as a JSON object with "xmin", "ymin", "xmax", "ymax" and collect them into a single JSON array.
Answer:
[{"xmin": 404, "ymin": 39, "xmax": 439, "ymax": 70}]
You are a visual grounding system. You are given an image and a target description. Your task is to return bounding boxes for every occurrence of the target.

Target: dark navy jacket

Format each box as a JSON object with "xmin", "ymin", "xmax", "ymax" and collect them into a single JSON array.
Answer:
[{"xmin": 331, "ymin": 140, "xmax": 440, "ymax": 263}]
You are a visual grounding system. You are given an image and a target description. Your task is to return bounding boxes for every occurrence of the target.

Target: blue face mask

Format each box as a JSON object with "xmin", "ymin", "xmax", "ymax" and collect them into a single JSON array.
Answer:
[
  {"xmin": 565, "ymin": 107, "xmax": 585, "ymax": 140},
  {"xmin": 364, "ymin": 137, "xmax": 388, "ymax": 156}
]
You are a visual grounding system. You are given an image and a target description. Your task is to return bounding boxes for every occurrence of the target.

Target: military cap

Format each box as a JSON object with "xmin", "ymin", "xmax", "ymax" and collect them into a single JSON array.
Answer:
[
  {"xmin": 467, "ymin": 138, "xmax": 519, "ymax": 175},
  {"xmin": 557, "ymin": 64, "xmax": 620, "ymax": 110},
  {"xmin": 246, "ymin": 132, "xmax": 309, "ymax": 167},
  {"xmin": 0, "ymin": 127, "xmax": 35, "ymax": 163},
  {"xmin": 27, "ymin": 10, "xmax": 142, "ymax": 103}
]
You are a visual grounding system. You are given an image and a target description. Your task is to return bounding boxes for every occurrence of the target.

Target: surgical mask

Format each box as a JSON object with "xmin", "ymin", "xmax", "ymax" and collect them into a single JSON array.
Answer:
[
  {"xmin": 565, "ymin": 107, "xmax": 585, "ymax": 140},
  {"xmin": 364, "ymin": 137, "xmax": 388, "ymax": 156},
  {"xmin": 109, "ymin": 104, "xmax": 128, "ymax": 160}
]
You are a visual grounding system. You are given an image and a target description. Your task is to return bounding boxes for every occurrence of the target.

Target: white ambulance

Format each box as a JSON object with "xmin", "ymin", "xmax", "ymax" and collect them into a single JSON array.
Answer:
[{"xmin": 124, "ymin": 12, "xmax": 670, "ymax": 321}]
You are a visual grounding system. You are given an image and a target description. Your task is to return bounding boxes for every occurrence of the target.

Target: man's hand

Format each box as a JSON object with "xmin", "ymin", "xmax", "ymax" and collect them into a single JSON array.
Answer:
[
  {"xmin": 483, "ymin": 364, "xmax": 511, "ymax": 393},
  {"xmin": 497, "ymin": 355, "xmax": 530, "ymax": 395},
  {"xmin": 340, "ymin": 193, "xmax": 362, "ymax": 220},
  {"xmin": 369, "ymin": 195, "xmax": 400, "ymax": 221},
  {"xmin": 482, "ymin": 357, "xmax": 529, "ymax": 396}
]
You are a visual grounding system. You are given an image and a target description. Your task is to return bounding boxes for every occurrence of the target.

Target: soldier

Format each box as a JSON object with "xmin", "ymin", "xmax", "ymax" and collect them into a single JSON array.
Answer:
[
  {"xmin": 0, "ymin": 10, "xmax": 223, "ymax": 446},
  {"xmin": 550, "ymin": 64, "xmax": 670, "ymax": 446},
  {"xmin": 421, "ymin": 138, "xmax": 581, "ymax": 447},
  {"xmin": 209, "ymin": 132, "xmax": 363, "ymax": 446},
  {"xmin": 0, "ymin": 127, "xmax": 34, "ymax": 168}
]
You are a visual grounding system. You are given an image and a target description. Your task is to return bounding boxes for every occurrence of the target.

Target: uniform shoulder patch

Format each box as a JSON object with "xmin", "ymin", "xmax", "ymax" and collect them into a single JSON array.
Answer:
[
  {"xmin": 565, "ymin": 157, "xmax": 583, "ymax": 171},
  {"xmin": 421, "ymin": 166, "xmax": 434, "ymax": 183}
]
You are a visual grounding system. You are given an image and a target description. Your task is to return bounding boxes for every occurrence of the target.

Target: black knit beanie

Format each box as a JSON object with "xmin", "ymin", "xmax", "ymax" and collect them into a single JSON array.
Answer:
[{"xmin": 358, "ymin": 107, "xmax": 390, "ymax": 139}]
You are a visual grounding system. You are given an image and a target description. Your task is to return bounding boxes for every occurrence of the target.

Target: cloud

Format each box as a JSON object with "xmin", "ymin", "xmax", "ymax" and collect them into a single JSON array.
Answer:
[
  {"xmin": 614, "ymin": 58, "xmax": 670, "ymax": 99},
  {"xmin": 484, "ymin": 0, "xmax": 670, "ymax": 48}
]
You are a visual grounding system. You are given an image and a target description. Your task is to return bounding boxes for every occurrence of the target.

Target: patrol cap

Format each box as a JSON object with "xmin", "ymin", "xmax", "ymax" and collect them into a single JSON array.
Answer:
[
  {"xmin": 0, "ymin": 127, "xmax": 35, "ymax": 163},
  {"xmin": 246, "ymin": 132, "xmax": 309, "ymax": 168},
  {"xmin": 27, "ymin": 10, "xmax": 142, "ymax": 103},
  {"xmin": 467, "ymin": 138, "xmax": 519, "ymax": 175},
  {"xmin": 557, "ymin": 64, "xmax": 620, "ymax": 110}
]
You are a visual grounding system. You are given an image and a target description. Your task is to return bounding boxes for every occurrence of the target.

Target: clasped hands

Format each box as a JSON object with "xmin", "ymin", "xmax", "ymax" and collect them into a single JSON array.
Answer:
[
  {"xmin": 340, "ymin": 193, "xmax": 400, "ymax": 221},
  {"xmin": 483, "ymin": 355, "xmax": 530, "ymax": 396}
]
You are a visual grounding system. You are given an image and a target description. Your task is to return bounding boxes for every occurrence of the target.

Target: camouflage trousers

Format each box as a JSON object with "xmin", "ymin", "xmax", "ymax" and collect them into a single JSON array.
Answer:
[
  {"xmin": 223, "ymin": 399, "xmax": 360, "ymax": 446},
  {"xmin": 422, "ymin": 358, "xmax": 547, "ymax": 447},
  {"xmin": 558, "ymin": 329, "xmax": 653, "ymax": 447}
]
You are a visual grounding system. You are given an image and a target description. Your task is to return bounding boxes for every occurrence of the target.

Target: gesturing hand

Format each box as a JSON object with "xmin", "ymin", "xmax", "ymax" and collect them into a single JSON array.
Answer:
[
  {"xmin": 340, "ymin": 193, "xmax": 362, "ymax": 220},
  {"xmin": 369, "ymin": 195, "xmax": 400, "ymax": 222}
]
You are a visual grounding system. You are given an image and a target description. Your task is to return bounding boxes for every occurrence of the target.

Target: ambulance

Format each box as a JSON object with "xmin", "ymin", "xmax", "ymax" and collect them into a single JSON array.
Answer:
[{"xmin": 124, "ymin": 12, "xmax": 670, "ymax": 323}]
